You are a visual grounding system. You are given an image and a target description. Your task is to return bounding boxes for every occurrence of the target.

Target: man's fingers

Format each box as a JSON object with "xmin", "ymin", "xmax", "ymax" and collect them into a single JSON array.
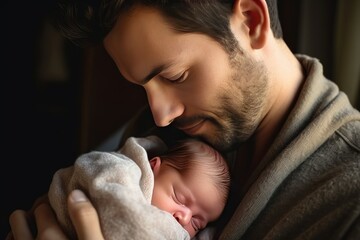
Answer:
[
  {"xmin": 67, "ymin": 190, "xmax": 104, "ymax": 240},
  {"xmin": 34, "ymin": 203, "xmax": 68, "ymax": 240},
  {"xmin": 8, "ymin": 210, "xmax": 34, "ymax": 240},
  {"xmin": 30, "ymin": 194, "xmax": 49, "ymax": 213},
  {"xmin": 10, "ymin": 190, "xmax": 104, "ymax": 240}
]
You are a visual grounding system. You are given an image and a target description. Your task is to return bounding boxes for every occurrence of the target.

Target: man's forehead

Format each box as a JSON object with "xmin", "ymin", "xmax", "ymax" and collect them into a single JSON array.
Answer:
[
  {"xmin": 104, "ymin": 6, "xmax": 167, "ymax": 76},
  {"xmin": 104, "ymin": 6, "xmax": 197, "ymax": 84}
]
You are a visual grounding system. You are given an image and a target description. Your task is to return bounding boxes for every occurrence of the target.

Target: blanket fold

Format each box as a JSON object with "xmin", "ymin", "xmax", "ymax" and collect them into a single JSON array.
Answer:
[{"xmin": 48, "ymin": 135, "xmax": 190, "ymax": 240}]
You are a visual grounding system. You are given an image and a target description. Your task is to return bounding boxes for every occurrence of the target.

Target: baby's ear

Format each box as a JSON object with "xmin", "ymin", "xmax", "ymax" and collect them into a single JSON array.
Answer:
[{"xmin": 149, "ymin": 156, "xmax": 161, "ymax": 175}]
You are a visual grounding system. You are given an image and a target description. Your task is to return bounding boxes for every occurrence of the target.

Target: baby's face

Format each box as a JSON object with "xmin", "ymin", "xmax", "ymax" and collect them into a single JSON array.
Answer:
[{"xmin": 151, "ymin": 163, "xmax": 225, "ymax": 238}]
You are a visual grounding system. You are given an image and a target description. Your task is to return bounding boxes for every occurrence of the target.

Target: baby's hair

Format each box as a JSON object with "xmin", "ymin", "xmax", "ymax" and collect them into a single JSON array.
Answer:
[{"xmin": 160, "ymin": 139, "xmax": 230, "ymax": 204}]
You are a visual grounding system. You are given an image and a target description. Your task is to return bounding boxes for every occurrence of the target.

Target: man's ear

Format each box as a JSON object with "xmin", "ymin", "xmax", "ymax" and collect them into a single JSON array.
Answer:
[
  {"xmin": 150, "ymin": 156, "xmax": 161, "ymax": 175},
  {"xmin": 231, "ymin": 0, "xmax": 270, "ymax": 49}
]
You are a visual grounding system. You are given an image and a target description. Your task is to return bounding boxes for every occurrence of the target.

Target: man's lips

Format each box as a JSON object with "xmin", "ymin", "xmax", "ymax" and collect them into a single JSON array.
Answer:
[{"xmin": 175, "ymin": 119, "xmax": 205, "ymax": 135}]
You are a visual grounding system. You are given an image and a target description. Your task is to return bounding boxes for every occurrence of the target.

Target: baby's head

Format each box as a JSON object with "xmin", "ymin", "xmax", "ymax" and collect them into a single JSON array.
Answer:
[{"xmin": 150, "ymin": 138, "xmax": 230, "ymax": 238}]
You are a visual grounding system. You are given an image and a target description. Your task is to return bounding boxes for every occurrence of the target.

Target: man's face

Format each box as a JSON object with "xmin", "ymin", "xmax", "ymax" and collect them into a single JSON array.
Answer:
[{"xmin": 104, "ymin": 5, "xmax": 268, "ymax": 151}]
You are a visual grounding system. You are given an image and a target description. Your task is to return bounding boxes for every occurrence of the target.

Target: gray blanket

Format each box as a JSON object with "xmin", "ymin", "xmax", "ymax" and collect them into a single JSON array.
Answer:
[{"xmin": 48, "ymin": 136, "xmax": 190, "ymax": 240}]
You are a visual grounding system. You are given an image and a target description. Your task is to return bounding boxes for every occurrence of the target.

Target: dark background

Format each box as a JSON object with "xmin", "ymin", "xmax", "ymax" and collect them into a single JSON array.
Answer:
[
  {"xmin": 2, "ymin": 0, "xmax": 356, "ymax": 238},
  {"xmin": 2, "ymin": 1, "xmax": 147, "ymax": 238},
  {"xmin": 2, "ymin": 1, "xmax": 81, "ymax": 238}
]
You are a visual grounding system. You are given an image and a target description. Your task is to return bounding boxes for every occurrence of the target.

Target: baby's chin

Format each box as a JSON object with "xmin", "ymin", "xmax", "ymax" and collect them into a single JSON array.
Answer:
[{"xmin": 184, "ymin": 227, "xmax": 197, "ymax": 239}]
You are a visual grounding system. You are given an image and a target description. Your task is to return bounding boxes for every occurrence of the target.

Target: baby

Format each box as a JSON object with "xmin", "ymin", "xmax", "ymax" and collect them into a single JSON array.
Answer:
[{"xmin": 48, "ymin": 136, "xmax": 230, "ymax": 239}]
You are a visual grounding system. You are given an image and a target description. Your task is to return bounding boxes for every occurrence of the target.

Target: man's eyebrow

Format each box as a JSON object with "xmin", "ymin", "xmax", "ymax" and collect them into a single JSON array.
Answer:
[{"xmin": 140, "ymin": 63, "xmax": 173, "ymax": 85}]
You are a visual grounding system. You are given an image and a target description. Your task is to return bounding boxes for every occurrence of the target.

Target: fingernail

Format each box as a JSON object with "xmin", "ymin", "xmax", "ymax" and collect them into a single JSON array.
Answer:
[{"xmin": 70, "ymin": 189, "xmax": 88, "ymax": 203}]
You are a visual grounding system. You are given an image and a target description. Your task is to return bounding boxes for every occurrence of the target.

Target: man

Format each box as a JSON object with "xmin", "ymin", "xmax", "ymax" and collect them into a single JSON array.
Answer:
[{"xmin": 8, "ymin": 0, "xmax": 360, "ymax": 239}]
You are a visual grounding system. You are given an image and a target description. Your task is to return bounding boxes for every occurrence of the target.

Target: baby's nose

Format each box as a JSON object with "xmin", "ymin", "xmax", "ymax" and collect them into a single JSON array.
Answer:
[{"xmin": 173, "ymin": 206, "xmax": 192, "ymax": 226}]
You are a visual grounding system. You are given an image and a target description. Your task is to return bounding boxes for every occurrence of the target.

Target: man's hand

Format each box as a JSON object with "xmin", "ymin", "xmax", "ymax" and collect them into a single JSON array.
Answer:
[
  {"xmin": 67, "ymin": 190, "xmax": 104, "ymax": 240},
  {"xmin": 7, "ymin": 190, "xmax": 104, "ymax": 240}
]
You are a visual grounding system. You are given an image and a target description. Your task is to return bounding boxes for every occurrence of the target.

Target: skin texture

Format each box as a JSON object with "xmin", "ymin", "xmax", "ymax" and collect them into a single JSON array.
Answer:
[
  {"xmin": 8, "ymin": 0, "xmax": 305, "ymax": 238},
  {"xmin": 150, "ymin": 156, "xmax": 225, "ymax": 238},
  {"xmin": 8, "ymin": 190, "xmax": 105, "ymax": 240},
  {"xmin": 104, "ymin": 5, "xmax": 269, "ymax": 152}
]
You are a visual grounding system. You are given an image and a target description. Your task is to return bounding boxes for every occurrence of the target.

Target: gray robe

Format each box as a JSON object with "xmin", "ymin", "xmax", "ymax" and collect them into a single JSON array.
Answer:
[{"xmin": 216, "ymin": 55, "xmax": 360, "ymax": 239}]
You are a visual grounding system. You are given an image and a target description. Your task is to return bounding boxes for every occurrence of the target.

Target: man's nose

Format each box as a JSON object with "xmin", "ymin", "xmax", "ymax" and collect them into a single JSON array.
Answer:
[
  {"xmin": 173, "ymin": 206, "xmax": 192, "ymax": 226},
  {"xmin": 144, "ymin": 82, "xmax": 184, "ymax": 127}
]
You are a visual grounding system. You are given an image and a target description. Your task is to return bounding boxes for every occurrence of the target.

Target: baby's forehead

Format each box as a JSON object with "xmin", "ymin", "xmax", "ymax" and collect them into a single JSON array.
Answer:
[{"xmin": 182, "ymin": 169, "xmax": 226, "ymax": 219}]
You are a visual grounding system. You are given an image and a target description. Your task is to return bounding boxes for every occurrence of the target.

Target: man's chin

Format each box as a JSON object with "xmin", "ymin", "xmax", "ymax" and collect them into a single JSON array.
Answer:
[
  {"xmin": 204, "ymin": 131, "xmax": 243, "ymax": 152},
  {"xmin": 194, "ymin": 133, "xmax": 227, "ymax": 152}
]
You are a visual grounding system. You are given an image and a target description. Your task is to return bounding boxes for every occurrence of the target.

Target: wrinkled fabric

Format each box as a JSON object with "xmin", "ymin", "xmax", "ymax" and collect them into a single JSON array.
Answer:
[
  {"xmin": 48, "ymin": 135, "xmax": 190, "ymax": 240},
  {"xmin": 217, "ymin": 55, "xmax": 360, "ymax": 240}
]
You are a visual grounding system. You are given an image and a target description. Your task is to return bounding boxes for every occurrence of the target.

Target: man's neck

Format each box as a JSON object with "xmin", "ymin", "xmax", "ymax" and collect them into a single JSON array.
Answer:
[
  {"xmin": 252, "ymin": 39, "xmax": 305, "ymax": 165},
  {"xmin": 233, "ymin": 40, "xmax": 305, "ymax": 190}
]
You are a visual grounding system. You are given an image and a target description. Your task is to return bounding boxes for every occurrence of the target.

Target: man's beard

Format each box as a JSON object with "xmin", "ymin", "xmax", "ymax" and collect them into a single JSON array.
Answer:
[{"xmin": 201, "ymin": 52, "xmax": 268, "ymax": 152}]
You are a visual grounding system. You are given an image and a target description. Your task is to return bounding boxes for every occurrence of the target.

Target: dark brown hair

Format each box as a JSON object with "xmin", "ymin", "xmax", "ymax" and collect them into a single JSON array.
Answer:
[{"xmin": 54, "ymin": 0, "xmax": 283, "ymax": 52}]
